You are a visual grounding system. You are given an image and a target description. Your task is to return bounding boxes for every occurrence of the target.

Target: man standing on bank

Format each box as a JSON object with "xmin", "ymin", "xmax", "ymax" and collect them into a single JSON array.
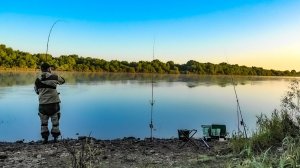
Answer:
[{"xmin": 34, "ymin": 62, "xmax": 65, "ymax": 144}]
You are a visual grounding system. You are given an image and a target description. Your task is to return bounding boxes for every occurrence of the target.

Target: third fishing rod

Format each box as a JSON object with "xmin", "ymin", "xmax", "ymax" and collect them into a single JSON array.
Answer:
[{"xmin": 226, "ymin": 56, "xmax": 248, "ymax": 138}]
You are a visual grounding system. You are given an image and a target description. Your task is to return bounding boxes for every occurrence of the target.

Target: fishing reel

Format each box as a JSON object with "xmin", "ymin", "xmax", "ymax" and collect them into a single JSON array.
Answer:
[
  {"xmin": 240, "ymin": 120, "xmax": 244, "ymax": 126},
  {"xmin": 149, "ymin": 100, "xmax": 155, "ymax": 106},
  {"xmin": 149, "ymin": 123, "xmax": 153, "ymax": 129}
]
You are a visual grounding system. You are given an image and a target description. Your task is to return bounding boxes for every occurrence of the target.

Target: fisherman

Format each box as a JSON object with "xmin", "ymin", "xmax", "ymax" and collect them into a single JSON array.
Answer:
[{"xmin": 34, "ymin": 62, "xmax": 65, "ymax": 143}]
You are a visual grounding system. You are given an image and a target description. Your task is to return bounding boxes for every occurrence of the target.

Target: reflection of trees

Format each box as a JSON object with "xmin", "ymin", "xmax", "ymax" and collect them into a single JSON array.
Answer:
[
  {"xmin": 0, "ymin": 72, "xmax": 38, "ymax": 87},
  {"xmin": 0, "ymin": 72, "xmax": 297, "ymax": 88},
  {"xmin": 184, "ymin": 75, "xmax": 297, "ymax": 88}
]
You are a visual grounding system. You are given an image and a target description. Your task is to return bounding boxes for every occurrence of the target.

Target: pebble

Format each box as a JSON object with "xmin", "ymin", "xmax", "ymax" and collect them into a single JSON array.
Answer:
[
  {"xmin": 60, "ymin": 152, "xmax": 69, "ymax": 157},
  {"xmin": 0, "ymin": 152, "xmax": 7, "ymax": 160},
  {"xmin": 41, "ymin": 161, "xmax": 47, "ymax": 165},
  {"xmin": 149, "ymin": 150, "xmax": 155, "ymax": 154}
]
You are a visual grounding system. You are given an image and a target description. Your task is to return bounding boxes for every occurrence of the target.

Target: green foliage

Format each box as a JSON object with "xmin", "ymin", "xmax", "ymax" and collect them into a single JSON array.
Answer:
[
  {"xmin": 0, "ymin": 44, "xmax": 299, "ymax": 76},
  {"xmin": 279, "ymin": 137, "xmax": 300, "ymax": 167},
  {"xmin": 231, "ymin": 80, "xmax": 300, "ymax": 152},
  {"xmin": 230, "ymin": 133, "xmax": 250, "ymax": 154},
  {"xmin": 251, "ymin": 80, "xmax": 300, "ymax": 151},
  {"xmin": 229, "ymin": 80, "xmax": 300, "ymax": 167},
  {"xmin": 229, "ymin": 147, "xmax": 275, "ymax": 168},
  {"xmin": 251, "ymin": 111, "xmax": 285, "ymax": 151},
  {"xmin": 230, "ymin": 137, "xmax": 300, "ymax": 168}
]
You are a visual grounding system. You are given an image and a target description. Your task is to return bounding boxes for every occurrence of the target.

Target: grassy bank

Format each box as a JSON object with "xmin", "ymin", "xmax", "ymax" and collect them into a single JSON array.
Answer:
[{"xmin": 228, "ymin": 80, "xmax": 300, "ymax": 167}]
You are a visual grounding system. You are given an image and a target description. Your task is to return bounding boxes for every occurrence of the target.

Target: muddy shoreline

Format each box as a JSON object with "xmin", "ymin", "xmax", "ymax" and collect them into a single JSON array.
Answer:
[{"xmin": 0, "ymin": 137, "xmax": 234, "ymax": 168}]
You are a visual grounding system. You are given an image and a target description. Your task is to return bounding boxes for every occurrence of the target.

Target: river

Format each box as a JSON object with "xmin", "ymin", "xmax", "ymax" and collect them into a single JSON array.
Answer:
[{"xmin": 0, "ymin": 72, "xmax": 297, "ymax": 141}]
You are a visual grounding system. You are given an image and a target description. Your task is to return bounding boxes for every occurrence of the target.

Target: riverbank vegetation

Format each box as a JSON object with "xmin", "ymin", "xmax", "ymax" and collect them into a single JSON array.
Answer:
[
  {"xmin": 1, "ymin": 44, "xmax": 299, "ymax": 76},
  {"xmin": 229, "ymin": 80, "xmax": 300, "ymax": 167}
]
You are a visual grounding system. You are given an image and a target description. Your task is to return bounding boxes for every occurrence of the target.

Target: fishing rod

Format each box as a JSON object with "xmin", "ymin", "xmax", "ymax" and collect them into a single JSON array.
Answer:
[
  {"xmin": 149, "ymin": 38, "xmax": 156, "ymax": 140},
  {"xmin": 45, "ymin": 20, "xmax": 62, "ymax": 62},
  {"xmin": 226, "ymin": 57, "xmax": 248, "ymax": 138}
]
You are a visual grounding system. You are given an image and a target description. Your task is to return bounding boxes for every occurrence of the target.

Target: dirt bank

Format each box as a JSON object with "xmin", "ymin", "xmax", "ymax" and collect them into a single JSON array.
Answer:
[{"xmin": 0, "ymin": 137, "xmax": 234, "ymax": 168}]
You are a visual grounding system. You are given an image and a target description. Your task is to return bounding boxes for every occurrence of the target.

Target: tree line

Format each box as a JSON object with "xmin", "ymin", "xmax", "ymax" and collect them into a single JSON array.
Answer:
[{"xmin": 0, "ymin": 44, "xmax": 299, "ymax": 76}]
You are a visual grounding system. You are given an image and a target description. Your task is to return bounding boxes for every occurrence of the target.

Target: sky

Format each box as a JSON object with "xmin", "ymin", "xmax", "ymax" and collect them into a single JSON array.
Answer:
[{"xmin": 0, "ymin": 0, "xmax": 300, "ymax": 71}]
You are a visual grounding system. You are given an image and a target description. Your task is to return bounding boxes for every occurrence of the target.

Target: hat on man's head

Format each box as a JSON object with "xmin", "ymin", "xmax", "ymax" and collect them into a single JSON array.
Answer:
[{"xmin": 41, "ymin": 62, "xmax": 51, "ymax": 71}]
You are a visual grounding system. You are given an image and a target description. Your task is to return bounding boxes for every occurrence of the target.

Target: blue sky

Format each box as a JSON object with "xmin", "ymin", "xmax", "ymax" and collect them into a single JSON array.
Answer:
[{"xmin": 1, "ymin": 0, "xmax": 300, "ymax": 70}]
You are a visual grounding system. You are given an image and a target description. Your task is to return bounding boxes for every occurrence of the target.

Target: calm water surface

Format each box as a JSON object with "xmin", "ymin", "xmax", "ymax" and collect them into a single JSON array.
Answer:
[{"xmin": 0, "ymin": 72, "xmax": 297, "ymax": 141}]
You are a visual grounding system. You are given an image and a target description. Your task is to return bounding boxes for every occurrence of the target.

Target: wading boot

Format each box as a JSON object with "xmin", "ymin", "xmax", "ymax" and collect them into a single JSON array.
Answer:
[
  {"xmin": 43, "ymin": 137, "xmax": 48, "ymax": 144},
  {"xmin": 53, "ymin": 137, "xmax": 58, "ymax": 143}
]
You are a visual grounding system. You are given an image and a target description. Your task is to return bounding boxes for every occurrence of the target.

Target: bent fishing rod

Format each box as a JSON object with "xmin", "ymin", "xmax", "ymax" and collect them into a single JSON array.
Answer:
[
  {"xmin": 45, "ymin": 20, "xmax": 63, "ymax": 62},
  {"xmin": 226, "ymin": 57, "xmax": 248, "ymax": 138}
]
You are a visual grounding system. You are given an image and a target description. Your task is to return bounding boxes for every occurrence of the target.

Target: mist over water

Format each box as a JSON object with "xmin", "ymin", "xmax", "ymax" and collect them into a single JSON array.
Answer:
[{"xmin": 0, "ymin": 72, "xmax": 297, "ymax": 141}]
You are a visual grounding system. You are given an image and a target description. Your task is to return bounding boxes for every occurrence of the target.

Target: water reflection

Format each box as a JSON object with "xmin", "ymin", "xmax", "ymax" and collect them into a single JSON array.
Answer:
[
  {"xmin": 0, "ymin": 71, "xmax": 297, "ymax": 88},
  {"xmin": 0, "ymin": 72, "xmax": 298, "ymax": 141}
]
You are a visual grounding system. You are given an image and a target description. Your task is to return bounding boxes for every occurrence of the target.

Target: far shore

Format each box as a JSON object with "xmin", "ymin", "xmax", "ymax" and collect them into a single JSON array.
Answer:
[
  {"xmin": 0, "ymin": 67, "xmax": 38, "ymax": 72},
  {"xmin": 1, "ymin": 67, "xmax": 300, "ymax": 78}
]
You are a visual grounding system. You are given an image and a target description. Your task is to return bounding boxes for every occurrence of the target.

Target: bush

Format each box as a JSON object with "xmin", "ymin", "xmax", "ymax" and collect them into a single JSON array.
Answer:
[
  {"xmin": 247, "ymin": 80, "xmax": 300, "ymax": 152},
  {"xmin": 229, "ymin": 80, "xmax": 300, "ymax": 167},
  {"xmin": 230, "ymin": 132, "xmax": 250, "ymax": 154}
]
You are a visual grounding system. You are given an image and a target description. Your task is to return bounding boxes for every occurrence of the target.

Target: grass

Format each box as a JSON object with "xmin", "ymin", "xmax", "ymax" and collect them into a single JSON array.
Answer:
[
  {"xmin": 228, "ymin": 80, "xmax": 300, "ymax": 168},
  {"xmin": 63, "ymin": 137, "xmax": 102, "ymax": 168}
]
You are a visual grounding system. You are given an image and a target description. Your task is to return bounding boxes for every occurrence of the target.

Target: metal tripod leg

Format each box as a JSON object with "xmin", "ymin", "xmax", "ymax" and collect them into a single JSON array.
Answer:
[{"xmin": 200, "ymin": 138, "xmax": 210, "ymax": 148}]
